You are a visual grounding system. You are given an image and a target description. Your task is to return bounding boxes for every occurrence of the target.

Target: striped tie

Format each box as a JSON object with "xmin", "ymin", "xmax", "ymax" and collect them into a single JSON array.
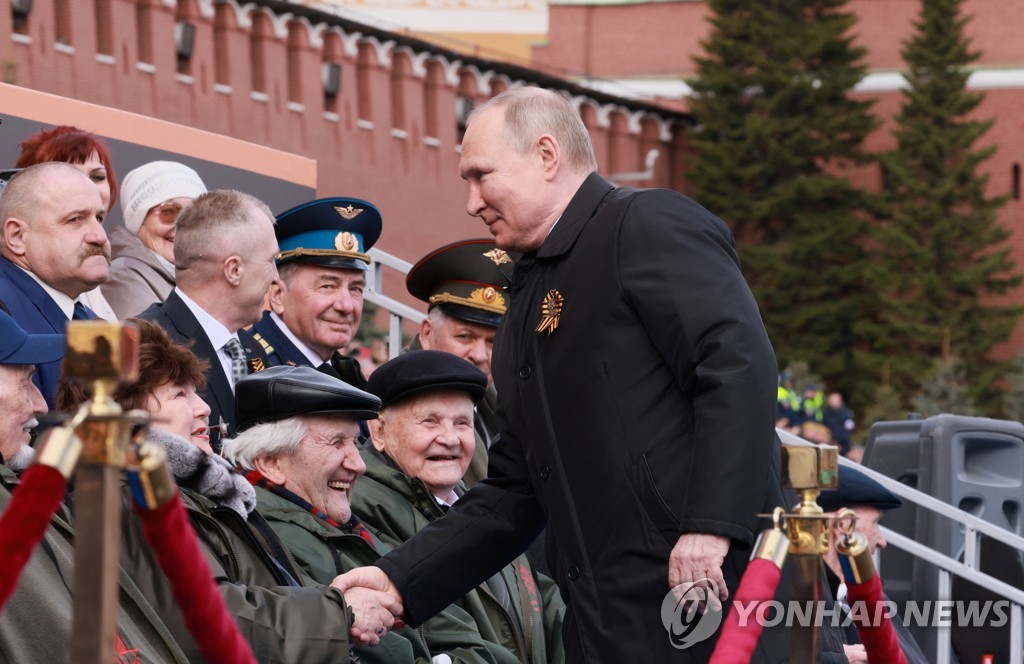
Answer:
[{"xmin": 223, "ymin": 337, "xmax": 248, "ymax": 386}]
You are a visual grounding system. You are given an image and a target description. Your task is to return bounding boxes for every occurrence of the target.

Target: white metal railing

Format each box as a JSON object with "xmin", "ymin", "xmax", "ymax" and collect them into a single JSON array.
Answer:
[
  {"xmin": 366, "ymin": 247, "xmax": 425, "ymax": 358},
  {"xmin": 779, "ymin": 428, "xmax": 1024, "ymax": 664}
]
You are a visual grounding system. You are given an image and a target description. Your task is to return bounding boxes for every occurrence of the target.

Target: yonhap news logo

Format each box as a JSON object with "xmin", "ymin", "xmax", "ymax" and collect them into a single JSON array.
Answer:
[{"xmin": 660, "ymin": 578, "xmax": 724, "ymax": 649}]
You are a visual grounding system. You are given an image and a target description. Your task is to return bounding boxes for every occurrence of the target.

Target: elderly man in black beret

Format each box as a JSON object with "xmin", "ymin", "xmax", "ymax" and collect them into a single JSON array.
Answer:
[
  {"xmin": 224, "ymin": 364, "xmax": 503, "ymax": 664},
  {"xmin": 355, "ymin": 350, "xmax": 565, "ymax": 664},
  {"xmin": 820, "ymin": 465, "xmax": 928, "ymax": 664}
]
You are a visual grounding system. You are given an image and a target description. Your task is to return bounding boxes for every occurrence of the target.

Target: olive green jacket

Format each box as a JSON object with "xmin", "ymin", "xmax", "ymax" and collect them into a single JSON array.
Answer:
[
  {"xmin": 119, "ymin": 484, "xmax": 354, "ymax": 663},
  {"xmin": 352, "ymin": 446, "xmax": 565, "ymax": 664},
  {"xmin": 0, "ymin": 463, "xmax": 187, "ymax": 664},
  {"xmin": 255, "ymin": 485, "xmax": 508, "ymax": 664}
]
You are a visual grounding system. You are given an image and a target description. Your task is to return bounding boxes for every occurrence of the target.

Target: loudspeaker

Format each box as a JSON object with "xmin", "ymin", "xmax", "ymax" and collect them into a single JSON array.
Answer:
[{"xmin": 863, "ymin": 414, "xmax": 1024, "ymax": 662}]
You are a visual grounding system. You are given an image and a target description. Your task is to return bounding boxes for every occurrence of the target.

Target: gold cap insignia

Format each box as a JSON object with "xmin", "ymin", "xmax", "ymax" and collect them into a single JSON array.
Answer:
[
  {"xmin": 335, "ymin": 232, "xmax": 358, "ymax": 252},
  {"xmin": 335, "ymin": 205, "xmax": 363, "ymax": 220},
  {"xmin": 483, "ymin": 248, "xmax": 512, "ymax": 266},
  {"xmin": 482, "ymin": 287, "xmax": 497, "ymax": 304},
  {"xmin": 536, "ymin": 289, "xmax": 564, "ymax": 336}
]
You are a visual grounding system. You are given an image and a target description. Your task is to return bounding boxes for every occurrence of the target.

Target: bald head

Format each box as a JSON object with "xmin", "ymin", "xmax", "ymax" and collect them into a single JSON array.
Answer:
[{"xmin": 0, "ymin": 162, "xmax": 109, "ymax": 298}]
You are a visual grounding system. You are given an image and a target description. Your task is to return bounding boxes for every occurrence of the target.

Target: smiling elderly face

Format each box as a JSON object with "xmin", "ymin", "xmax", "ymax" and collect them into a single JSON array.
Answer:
[
  {"xmin": 370, "ymin": 390, "xmax": 476, "ymax": 500},
  {"xmin": 275, "ymin": 415, "xmax": 365, "ymax": 524},
  {"xmin": 0, "ymin": 364, "xmax": 47, "ymax": 465}
]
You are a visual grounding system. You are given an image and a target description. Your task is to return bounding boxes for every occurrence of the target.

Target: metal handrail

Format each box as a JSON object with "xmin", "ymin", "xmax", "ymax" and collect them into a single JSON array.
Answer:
[
  {"xmin": 366, "ymin": 247, "xmax": 425, "ymax": 358},
  {"xmin": 778, "ymin": 428, "xmax": 1024, "ymax": 664}
]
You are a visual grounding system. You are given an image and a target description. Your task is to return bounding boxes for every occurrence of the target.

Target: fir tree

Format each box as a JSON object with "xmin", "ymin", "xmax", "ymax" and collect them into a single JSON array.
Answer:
[
  {"xmin": 910, "ymin": 357, "xmax": 978, "ymax": 417},
  {"xmin": 688, "ymin": 0, "xmax": 880, "ymax": 408},
  {"xmin": 878, "ymin": 0, "xmax": 1021, "ymax": 412}
]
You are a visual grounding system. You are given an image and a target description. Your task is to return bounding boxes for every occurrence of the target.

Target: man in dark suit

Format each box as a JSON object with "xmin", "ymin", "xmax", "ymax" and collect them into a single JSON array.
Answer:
[
  {"xmin": 138, "ymin": 189, "xmax": 279, "ymax": 451},
  {"xmin": 0, "ymin": 163, "xmax": 110, "ymax": 407},
  {"xmin": 337, "ymin": 87, "xmax": 802, "ymax": 661},
  {"xmin": 251, "ymin": 197, "xmax": 382, "ymax": 391}
]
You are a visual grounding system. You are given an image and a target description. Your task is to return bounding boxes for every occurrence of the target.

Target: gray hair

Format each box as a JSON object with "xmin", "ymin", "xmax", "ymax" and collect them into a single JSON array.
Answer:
[
  {"xmin": 470, "ymin": 87, "xmax": 598, "ymax": 175},
  {"xmin": 221, "ymin": 416, "xmax": 308, "ymax": 469},
  {"xmin": 173, "ymin": 189, "xmax": 275, "ymax": 274}
]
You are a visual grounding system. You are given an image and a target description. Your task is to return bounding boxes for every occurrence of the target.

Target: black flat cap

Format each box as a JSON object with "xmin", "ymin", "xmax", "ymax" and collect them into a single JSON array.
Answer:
[
  {"xmin": 406, "ymin": 239, "xmax": 520, "ymax": 328},
  {"xmin": 235, "ymin": 365, "xmax": 381, "ymax": 432},
  {"xmin": 818, "ymin": 465, "xmax": 903, "ymax": 513},
  {"xmin": 367, "ymin": 350, "xmax": 487, "ymax": 408}
]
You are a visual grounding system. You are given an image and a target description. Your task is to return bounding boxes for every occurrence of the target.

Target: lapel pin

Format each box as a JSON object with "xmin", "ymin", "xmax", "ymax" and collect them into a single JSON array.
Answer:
[{"xmin": 536, "ymin": 289, "xmax": 564, "ymax": 336}]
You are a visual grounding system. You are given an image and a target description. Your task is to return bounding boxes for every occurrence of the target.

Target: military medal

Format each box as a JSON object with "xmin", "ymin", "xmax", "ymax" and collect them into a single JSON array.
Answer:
[{"xmin": 536, "ymin": 290, "xmax": 564, "ymax": 335}]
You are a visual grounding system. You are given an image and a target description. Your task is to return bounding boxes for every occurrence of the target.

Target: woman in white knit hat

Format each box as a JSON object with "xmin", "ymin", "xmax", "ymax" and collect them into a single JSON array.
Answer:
[{"xmin": 101, "ymin": 161, "xmax": 207, "ymax": 319}]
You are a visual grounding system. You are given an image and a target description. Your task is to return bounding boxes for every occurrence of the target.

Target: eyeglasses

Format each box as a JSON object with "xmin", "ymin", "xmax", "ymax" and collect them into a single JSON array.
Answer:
[{"xmin": 148, "ymin": 201, "xmax": 185, "ymax": 222}]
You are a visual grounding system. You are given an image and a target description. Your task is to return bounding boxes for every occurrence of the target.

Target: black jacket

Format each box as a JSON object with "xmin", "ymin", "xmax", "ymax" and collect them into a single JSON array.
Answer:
[{"xmin": 377, "ymin": 174, "xmax": 818, "ymax": 661}]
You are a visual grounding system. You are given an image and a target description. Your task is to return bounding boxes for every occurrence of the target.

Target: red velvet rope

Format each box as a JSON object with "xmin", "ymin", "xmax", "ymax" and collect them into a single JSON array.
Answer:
[
  {"xmin": 709, "ymin": 558, "xmax": 782, "ymax": 664},
  {"xmin": 134, "ymin": 494, "xmax": 257, "ymax": 664},
  {"xmin": 845, "ymin": 573, "xmax": 908, "ymax": 664},
  {"xmin": 0, "ymin": 464, "xmax": 68, "ymax": 612}
]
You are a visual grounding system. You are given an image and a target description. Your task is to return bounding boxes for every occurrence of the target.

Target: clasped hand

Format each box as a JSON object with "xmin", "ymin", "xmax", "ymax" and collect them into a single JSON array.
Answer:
[{"xmin": 332, "ymin": 567, "xmax": 405, "ymax": 646}]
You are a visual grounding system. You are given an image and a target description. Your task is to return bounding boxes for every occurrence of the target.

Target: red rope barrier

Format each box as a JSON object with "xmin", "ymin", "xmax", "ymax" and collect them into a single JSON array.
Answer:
[
  {"xmin": 0, "ymin": 464, "xmax": 68, "ymax": 612},
  {"xmin": 709, "ymin": 558, "xmax": 783, "ymax": 664},
  {"xmin": 845, "ymin": 573, "xmax": 908, "ymax": 664},
  {"xmin": 134, "ymin": 494, "xmax": 257, "ymax": 664}
]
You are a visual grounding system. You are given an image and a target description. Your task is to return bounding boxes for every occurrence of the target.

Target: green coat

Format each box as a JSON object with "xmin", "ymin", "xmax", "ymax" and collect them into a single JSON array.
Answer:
[
  {"xmin": 352, "ymin": 446, "xmax": 565, "ymax": 664},
  {"xmin": 118, "ymin": 484, "xmax": 354, "ymax": 663},
  {"xmin": 255, "ymin": 486, "xmax": 506, "ymax": 664},
  {"xmin": 0, "ymin": 464, "xmax": 187, "ymax": 664}
]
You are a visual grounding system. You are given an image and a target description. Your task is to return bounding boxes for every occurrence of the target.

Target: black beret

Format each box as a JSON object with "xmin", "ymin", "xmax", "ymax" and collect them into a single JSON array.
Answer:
[
  {"xmin": 275, "ymin": 197, "xmax": 383, "ymax": 271},
  {"xmin": 367, "ymin": 350, "xmax": 487, "ymax": 408},
  {"xmin": 406, "ymin": 239, "xmax": 519, "ymax": 328},
  {"xmin": 818, "ymin": 465, "xmax": 903, "ymax": 513},
  {"xmin": 235, "ymin": 365, "xmax": 381, "ymax": 432}
]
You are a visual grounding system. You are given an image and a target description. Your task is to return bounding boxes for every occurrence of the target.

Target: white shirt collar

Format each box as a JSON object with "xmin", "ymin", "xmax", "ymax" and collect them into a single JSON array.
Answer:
[
  {"xmin": 18, "ymin": 266, "xmax": 75, "ymax": 319},
  {"xmin": 434, "ymin": 490, "xmax": 460, "ymax": 507},
  {"xmin": 269, "ymin": 311, "xmax": 328, "ymax": 365},
  {"xmin": 175, "ymin": 287, "xmax": 237, "ymax": 351}
]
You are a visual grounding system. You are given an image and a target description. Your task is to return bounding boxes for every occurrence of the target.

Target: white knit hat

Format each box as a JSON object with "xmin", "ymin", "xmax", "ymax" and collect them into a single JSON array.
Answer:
[{"xmin": 120, "ymin": 161, "xmax": 207, "ymax": 235}]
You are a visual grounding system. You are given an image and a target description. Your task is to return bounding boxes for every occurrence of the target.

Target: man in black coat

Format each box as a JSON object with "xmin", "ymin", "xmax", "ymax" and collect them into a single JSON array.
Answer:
[
  {"xmin": 138, "ymin": 190, "xmax": 278, "ymax": 451},
  {"xmin": 338, "ymin": 87, "xmax": 836, "ymax": 661}
]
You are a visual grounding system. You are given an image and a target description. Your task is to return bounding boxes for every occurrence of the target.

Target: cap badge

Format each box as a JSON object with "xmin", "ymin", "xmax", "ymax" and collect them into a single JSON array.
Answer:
[
  {"xmin": 335, "ymin": 232, "xmax": 358, "ymax": 252},
  {"xmin": 535, "ymin": 290, "xmax": 563, "ymax": 336},
  {"xmin": 335, "ymin": 205, "xmax": 363, "ymax": 220},
  {"xmin": 483, "ymin": 248, "xmax": 512, "ymax": 266}
]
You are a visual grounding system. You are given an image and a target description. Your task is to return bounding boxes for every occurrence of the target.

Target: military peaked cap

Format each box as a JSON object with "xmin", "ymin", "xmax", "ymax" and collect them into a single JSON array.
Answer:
[
  {"xmin": 275, "ymin": 197, "xmax": 382, "ymax": 271},
  {"xmin": 818, "ymin": 465, "xmax": 903, "ymax": 513},
  {"xmin": 406, "ymin": 239, "xmax": 520, "ymax": 328}
]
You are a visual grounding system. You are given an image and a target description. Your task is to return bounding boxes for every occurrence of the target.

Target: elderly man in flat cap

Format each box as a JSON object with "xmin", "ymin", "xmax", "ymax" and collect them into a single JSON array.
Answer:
[
  {"xmin": 224, "ymin": 364, "xmax": 507, "ymax": 664},
  {"xmin": 406, "ymin": 239, "xmax": 519, "ymax": 487},
  {"xmin": 0, "ymin": 310, "xmax": 188, "ymax": 662},
  {"xmin": 819, "ymin": 465, "xmax": 927, "ymax": 664},
  {"xmin": 252, "ymin": 197, "xmax": 382, "ymax": 391},
  {"xmin": 355, "ymin": 350, "xmax": 565, "ymax": 664}
]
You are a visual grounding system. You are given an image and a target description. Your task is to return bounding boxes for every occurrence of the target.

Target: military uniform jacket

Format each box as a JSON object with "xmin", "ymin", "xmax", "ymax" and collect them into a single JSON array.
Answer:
[
  {"xmin": 376, "ymin": 173, "xmax": 794, "ymax": 662},
  {"xmin": 0, "ymin": 465, "xmax": 187, "ymax": 663},
  {"xmin": 137, "ymin": 290, "xmax": 267, "ymax": 450},
  {"xmin": 255, "ymin": 486, "xmax": 507, "ymax": 664},
  {"xmin": 355, "ymin": 446, "xmax": 565, "ymax": 664},
  {"xmin": 118, "ymin": 484, "xmax": 353, "ymax": 663}
]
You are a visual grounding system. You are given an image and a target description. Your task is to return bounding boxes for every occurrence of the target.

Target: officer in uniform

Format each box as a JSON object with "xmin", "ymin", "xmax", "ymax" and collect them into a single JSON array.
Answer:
[
  {"xmin": 406, "ymin": 239, "xmax": 519, "ymax": 486},
  {"xmin": 252, "ymin": 197, "xmax": 382, "ymax": 390}
]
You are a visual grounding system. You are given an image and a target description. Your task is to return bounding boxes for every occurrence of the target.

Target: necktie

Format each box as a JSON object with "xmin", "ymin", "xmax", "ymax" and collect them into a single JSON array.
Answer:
[
  {"xmin": 223, "ymin": 337, "xmax": 248, "ymax": 386},
  {"xmin": 72, "ymin": 301, "xmax": 94, "ymax": 320}
]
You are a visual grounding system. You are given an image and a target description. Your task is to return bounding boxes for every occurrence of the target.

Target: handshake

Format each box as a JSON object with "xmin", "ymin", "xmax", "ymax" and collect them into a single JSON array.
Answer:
[{"xmin": 331, "ymin": 567, "xmax": 405, "ymax": 647}]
